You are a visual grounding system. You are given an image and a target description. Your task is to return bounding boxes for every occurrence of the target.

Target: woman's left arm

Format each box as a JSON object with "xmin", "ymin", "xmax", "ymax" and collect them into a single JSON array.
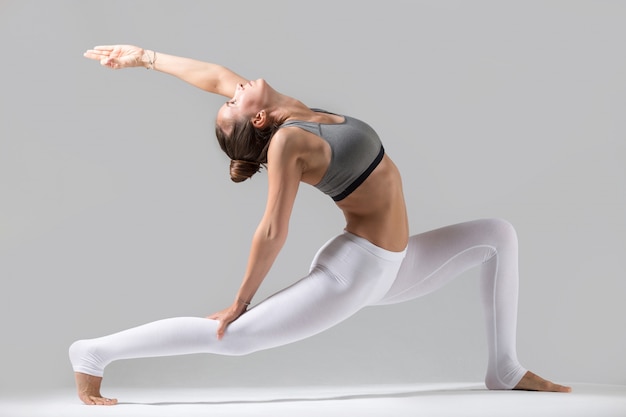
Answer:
[{"xmin": 208, "ymin": 132, "xmax": 303, "ymax": 339}]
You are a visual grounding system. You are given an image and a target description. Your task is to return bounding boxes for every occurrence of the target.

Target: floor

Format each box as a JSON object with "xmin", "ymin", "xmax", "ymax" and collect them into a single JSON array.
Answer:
[{"xmin": 2, "ymin": 383, "xmax": 625, "ymax": 417}]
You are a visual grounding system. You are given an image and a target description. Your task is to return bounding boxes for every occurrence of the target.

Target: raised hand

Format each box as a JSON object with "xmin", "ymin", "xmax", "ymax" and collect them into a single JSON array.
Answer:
[
  {"xmin": 83, "ymin": 45, "xmax": 150, "ymax": 69},
  {"xmin": 82, "ymin": 44, "xmax": 247, "ymax": 96}
]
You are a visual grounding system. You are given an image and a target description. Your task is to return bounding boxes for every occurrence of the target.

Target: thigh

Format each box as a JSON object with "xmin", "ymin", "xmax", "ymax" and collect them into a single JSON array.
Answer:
[
  {"xmin": 218, "ymin": 232, "xmax": 403, "ymax": 354},
  {"xmin": 373, "ymin": 219, "xmax": 510, "ymax": 305}
]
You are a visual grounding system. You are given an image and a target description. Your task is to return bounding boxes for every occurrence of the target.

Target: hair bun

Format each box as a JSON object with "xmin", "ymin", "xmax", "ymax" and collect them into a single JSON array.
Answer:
[{"xmin": 230, "ymin": 159, "xmax": 261, "ymax": 183}]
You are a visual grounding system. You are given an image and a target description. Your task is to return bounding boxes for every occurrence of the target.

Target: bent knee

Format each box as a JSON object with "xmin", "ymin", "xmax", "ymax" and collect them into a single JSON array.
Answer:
[
  {"xmin": 482, "ymin": 218, "xmax": 518, "ymax": 248},
  {"xmin": 480, "ymin": 218, "xmax": 517, "ymax": 238}
]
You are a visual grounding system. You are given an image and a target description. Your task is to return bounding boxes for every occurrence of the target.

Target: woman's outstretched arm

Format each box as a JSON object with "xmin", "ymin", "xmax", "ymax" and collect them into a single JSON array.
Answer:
[{"xmin": 83, "ymin": 44, "xmax": 248, "ymax": 97}]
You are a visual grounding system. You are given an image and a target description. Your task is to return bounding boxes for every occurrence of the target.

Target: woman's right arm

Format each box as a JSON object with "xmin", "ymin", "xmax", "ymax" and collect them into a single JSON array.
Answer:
[{"xmin": 83, "ymin": 45, "xmax": 248, "ymax": 97}]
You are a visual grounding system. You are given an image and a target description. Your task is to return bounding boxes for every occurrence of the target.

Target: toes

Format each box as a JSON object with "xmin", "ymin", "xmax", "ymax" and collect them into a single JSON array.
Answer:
[
  {"xmin": 88, "ymin": 396, "xmax": 101, "ymax": 405},
  {"xmin": 88, "ymin": 395, "xmax": 118, "ymax": 406},
  {"xmin": 557, "ymin": 384, "xmax": 573, "ymax": 393}
]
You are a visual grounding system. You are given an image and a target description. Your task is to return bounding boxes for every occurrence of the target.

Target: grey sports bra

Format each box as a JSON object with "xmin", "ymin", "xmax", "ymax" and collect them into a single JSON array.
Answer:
[{"xmin": 279, "ymin": 109, "xmax": 384, "ymax": 201}]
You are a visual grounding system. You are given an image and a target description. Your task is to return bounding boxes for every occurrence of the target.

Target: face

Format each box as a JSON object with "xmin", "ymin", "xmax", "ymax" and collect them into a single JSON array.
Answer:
[{"xmin": 216, "ymin": 78, "xmax": 270, "ymax": 132}]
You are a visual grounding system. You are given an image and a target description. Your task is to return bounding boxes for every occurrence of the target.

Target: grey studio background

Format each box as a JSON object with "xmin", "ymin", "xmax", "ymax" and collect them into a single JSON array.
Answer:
[{"xmin": 0, "ymin": 0, "xmax": 624, "ymax": 396}]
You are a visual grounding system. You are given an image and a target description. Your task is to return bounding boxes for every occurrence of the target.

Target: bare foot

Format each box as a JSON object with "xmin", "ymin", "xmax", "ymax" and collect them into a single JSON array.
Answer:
[
  {"xmin": 513, "ymin": 371, "xmax": 572, "ymax": 393},
  {"xmin": 74, "ymin": 372, "xmax": 118, "ymax": 405}
]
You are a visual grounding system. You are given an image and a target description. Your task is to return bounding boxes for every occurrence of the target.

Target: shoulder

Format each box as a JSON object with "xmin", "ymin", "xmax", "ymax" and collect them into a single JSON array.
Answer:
[
  {"xmin": 268, "ymin": 126, "xmax": 308, "ymax": 157},
  {"xmin": 265, "ymin": 129, "xmax": 307, "ymax": 184},
  {"xmin": 266, "ymin": 128, "xmax": 306, "ymax": 167}
]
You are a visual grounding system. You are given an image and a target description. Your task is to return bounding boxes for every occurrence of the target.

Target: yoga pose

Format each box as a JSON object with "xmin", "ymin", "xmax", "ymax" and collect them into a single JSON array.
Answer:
[{"xmin": 72, "ymin": 44, "xmax": 571, "ymax": 405}]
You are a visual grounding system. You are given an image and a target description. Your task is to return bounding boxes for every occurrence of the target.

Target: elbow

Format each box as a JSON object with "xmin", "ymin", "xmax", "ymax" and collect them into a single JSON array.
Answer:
[{"xmin": 258, "ymin": 222, "xmax": 288, "ymax": 245}]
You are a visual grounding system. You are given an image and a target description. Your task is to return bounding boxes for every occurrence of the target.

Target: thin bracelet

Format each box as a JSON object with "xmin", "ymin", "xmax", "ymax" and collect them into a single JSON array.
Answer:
[
  {"xmin": 237, "ymin": 298, "xmax": 251, "ymax": 306},
  {"xmin": 145, "ymin": 50, "xmax": 156, "ymax": 70}
]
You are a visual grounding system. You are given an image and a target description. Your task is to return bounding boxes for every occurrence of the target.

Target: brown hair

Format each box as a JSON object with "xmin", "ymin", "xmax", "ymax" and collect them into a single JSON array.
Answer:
[{"xmin": 215, "ymin": 117, "xmax": 279, "ymax": 182}]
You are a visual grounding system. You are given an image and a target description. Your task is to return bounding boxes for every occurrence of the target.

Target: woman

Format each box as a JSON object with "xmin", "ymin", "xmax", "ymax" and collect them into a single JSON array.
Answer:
[{"xmin": 72, "ymin": 44, "xmax": 571, "ymax": 405}]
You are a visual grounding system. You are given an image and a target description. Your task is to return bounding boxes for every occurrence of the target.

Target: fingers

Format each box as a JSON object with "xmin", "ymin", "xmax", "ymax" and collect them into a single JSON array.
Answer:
[
  {"xmin": 82, "ymin": 46, "xmax": 125, "ymax": 68},
  {"xmin": 217, "ymin": 315, "xmax": 236, "ymax": 340},
  {"xmin": 84, "ymin": 46, "xmax": 115, "ymax": 56},
  {"xmin": 93, "ymin": 45, "xmax": 116, "ymax": 51},
  {"xmin": 83, "ymin": 49, "xmax": 109, "ymax": 61},
  {"xmin": 83, "ymin": 48, "xmax": 117, "ymax": 68},
  {"xmin": 204, "ymin": 313, "xmax": 230, "ymax": 340},
  {"xmin": 207, "ymin": 304, "xmax": 248, "ymax": 340},
  {"xmin": 216, "ymin": 321, "xmax": 227, "ymax": 340}
]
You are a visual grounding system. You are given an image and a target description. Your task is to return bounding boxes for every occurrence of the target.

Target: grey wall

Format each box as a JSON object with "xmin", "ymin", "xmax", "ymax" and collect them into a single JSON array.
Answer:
[{"xmin": 1, "ymin": 0, "xmax": 624, "ymax": 394}]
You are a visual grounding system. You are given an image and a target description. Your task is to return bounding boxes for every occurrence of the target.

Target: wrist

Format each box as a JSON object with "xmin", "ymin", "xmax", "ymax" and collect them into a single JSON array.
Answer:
[
  {"xmin": 141, "ymin": 49, "xmax": 157, "ymax": 69},
  {"xmin": 235, "ymin": 297, "xmax": 251, "ymax": 308}
]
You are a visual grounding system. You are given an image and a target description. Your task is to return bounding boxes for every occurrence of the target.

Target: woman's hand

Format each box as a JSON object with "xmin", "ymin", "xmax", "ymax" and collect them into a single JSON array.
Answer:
[
  {"xmin": 83, "ymin": 45, "xmax": 149, "ymax": 69},
  {"xmin": 207, "ymin": 300, "xmax": 249, "ymax": 340}
]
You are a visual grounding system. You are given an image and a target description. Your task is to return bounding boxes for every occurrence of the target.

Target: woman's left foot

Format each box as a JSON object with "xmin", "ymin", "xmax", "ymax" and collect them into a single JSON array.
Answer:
[{"xmin": 513, "ymin": 371, "xmax": 572, "ymax": 392}]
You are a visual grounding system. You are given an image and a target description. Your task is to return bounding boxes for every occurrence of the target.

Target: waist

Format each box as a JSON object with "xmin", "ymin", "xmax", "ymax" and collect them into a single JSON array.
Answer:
[
  {"xmin": 337, "ymin": 155, "xmax": 409, "ymax": 251},
  {"xmin": 342, "ymin": 231, "xmax": 407, "ymax": 261}
]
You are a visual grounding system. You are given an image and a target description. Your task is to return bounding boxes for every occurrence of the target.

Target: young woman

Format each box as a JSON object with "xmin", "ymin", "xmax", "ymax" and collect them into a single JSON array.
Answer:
[{"xmin": 72, "ymin": 44, "xmax": 571, "ymax": 405}]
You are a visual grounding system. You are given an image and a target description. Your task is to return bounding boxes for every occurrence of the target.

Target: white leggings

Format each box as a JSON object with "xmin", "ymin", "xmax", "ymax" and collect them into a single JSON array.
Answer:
[{"xmin": 69, "ymin": 218, "xmax": 527, "ymax": 389}]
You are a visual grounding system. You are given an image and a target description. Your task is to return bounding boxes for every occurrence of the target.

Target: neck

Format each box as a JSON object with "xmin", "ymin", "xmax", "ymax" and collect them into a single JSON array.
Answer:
[{"xmin": 267, "ymin": 94, "xmax": 311, "ymax": 126}]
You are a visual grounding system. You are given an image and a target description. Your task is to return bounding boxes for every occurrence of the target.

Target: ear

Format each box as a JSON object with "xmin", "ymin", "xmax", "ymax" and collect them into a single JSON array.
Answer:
[{"xmin": 252, "ymin": 110, "xmax": 268, "ymax": 129}]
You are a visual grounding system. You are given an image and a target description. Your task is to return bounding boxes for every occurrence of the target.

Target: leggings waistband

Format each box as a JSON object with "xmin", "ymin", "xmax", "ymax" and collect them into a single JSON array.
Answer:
[{"xmin": 342, "ymin": 231, "xmax": 407, "ymax": 262}]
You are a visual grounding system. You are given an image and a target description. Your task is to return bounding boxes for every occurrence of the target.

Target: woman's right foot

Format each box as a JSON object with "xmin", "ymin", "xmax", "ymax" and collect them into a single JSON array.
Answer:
[
  {"xmin": 74, "ymin": 372, "xmax": 118, "ymax": 405},
  {"xmin": 513, "ymin": 370, "xmax": 572, "ymax": 392}
]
